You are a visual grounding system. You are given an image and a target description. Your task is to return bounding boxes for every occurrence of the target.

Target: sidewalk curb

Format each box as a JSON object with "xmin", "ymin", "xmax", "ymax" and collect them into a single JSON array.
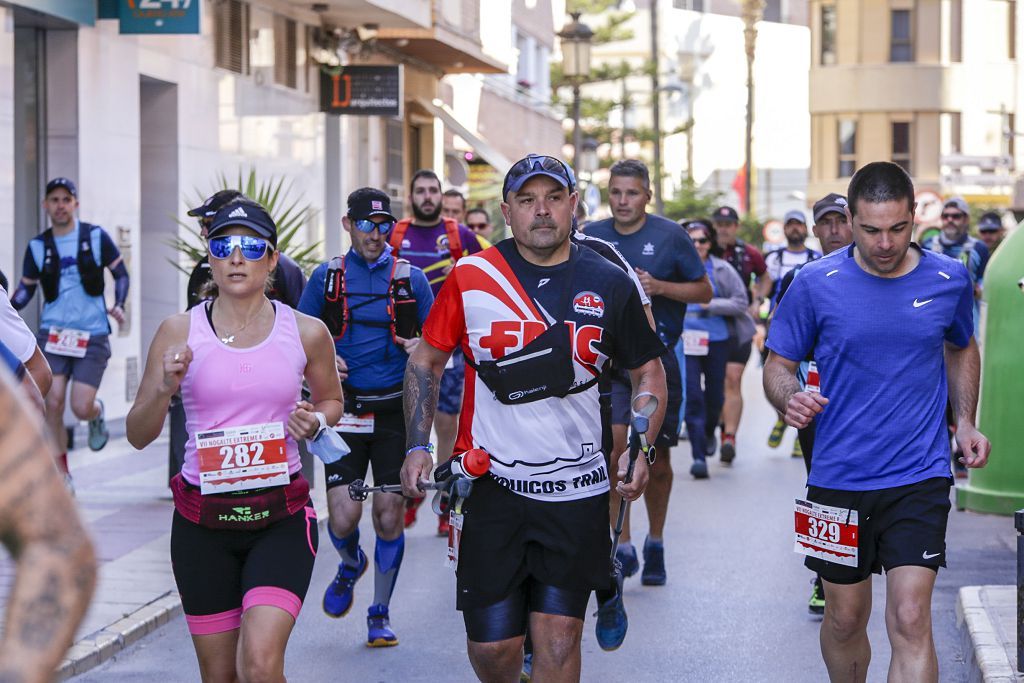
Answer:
[
  {"xmin": 957, "ymin": 586, "xmax": 1019, "ymax": 683},
  {"xmin": 56, "ymin": 591, "xmax": 182, "ymax": 681}
]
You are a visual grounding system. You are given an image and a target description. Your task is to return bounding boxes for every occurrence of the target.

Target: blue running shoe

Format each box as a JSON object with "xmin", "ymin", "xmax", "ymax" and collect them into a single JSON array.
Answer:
[
  {"xmin": 595, "ymin": 581, "xmax": 628, "ymax": 651},
  {"xmin": 366, "ymin": 603, "xmax": 398, "ymax": 647},
  {"xmin": 520, "ymin": 653, "xmax": 533, "ymax": 682},
  {"xmin": 87, "ymin": 399, "xmax": 109, "ymax": 451},
  {"xmin": 641, "ymin": 536, "xmax": 666, "ymax": 586},
  {"xmin": 615, "ymin": 544, "xmax": 639, "ymax": 578},
  {"xmin": 323, "ymin": 548, "xmax": 367, "ymax": 618}
]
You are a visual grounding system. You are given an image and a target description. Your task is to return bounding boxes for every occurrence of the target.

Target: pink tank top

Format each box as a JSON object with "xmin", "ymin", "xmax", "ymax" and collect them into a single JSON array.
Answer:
[{"xmin": 180, "ymin": 302, "xmax": 307, "ymax": 486}]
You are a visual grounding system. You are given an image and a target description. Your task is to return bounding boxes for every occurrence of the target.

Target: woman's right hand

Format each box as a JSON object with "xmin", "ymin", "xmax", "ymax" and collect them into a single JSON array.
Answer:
[{"xmin": 161, "ymin": 344, "xmax": 193, "ymax": 395}]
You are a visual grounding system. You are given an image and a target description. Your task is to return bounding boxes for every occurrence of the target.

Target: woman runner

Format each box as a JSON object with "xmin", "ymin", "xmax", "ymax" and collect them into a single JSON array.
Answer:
[{"xmin": 127, "ymin": 201, "xmax": 342, "ymax": 682}]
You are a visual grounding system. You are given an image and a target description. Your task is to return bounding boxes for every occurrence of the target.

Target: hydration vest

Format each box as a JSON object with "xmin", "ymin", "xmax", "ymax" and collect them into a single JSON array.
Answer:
[
  {"xmin": 388, "ymin": 217, "xmax": 463, "ymax": 265},
  {"xmin": 321, "ymin": 255, "xmax": 420, "ymax": 343},
  {"xmin": 39, "ymin": 222, "xmax": 105, "ymax": 303}
]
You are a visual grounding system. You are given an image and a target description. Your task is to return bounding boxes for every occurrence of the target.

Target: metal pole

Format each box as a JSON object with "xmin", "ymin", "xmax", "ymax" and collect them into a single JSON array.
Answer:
[
  {"xmin": 572, "ymin": 82, "xmax": 583, "ymax": 180},
  {"xmin": 621, "ymin": 77, "xmax": 629, "ymax": 160},
  {"xmin": 650, "ymin": 0, "xmax": 663, "ymax": 214},
  {"xmin": 1016, "ymin": 509, "xmax": 1024, "ymax": 672}
]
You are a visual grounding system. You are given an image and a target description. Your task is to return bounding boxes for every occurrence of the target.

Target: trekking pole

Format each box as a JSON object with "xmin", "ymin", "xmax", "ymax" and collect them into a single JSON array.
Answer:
[
  {"xmin": 347, "ymin": 479, "xmax": 448, "ymax": 502},
  {"xmin": 610, "ymin": 392, "xmax": 659, "ymax": 577}
]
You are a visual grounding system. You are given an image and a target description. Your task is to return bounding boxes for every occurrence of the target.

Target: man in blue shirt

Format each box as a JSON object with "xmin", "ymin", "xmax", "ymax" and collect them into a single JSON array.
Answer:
[
  {"xmin": 764, "ymin": 162, "xmax": 990, "ymax": 681},
  {"xmin": 11, "ymin": 177, "xmax": 129, "ymax": 479},
  {"xmin": 298, "ymin": 187, "xmax": 433, "ymax": 648},
  {"xmin": 586, "ymin": 159, "xmax": 711, "ymax": 586}
]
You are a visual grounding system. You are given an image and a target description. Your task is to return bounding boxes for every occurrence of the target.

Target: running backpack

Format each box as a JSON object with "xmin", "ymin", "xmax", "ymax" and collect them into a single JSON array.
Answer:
[
  {"xmin": 321, "ymin": 255, "xmax": 420, "ymax": 343},
  {"xmin": 39, "ymin": 222, "xmax": 105, "ymax": 303},
  {"xmin": 388, "ymin": 217, "xmax": 463, "ymax": 265}
]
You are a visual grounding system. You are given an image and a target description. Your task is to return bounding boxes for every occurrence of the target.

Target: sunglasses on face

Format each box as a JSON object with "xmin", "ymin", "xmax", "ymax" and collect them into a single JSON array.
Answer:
[
  {"xmin": 691, "ymin": 236, "xmax": 710, "ymax": 244},
  {"xmin": 468, "ymin": 223, "xmax": 488, "ymax": 231},
  {"xmin": 208, "ymin": 235, "xmax": 271, "ymax": 260},
  {"xmin": 942, "ymin": 212, "xmax": 966, "ymax": 221},
  {"xmin": 352, "ymin": 218, "xmax": 395, "ymax": 235}
]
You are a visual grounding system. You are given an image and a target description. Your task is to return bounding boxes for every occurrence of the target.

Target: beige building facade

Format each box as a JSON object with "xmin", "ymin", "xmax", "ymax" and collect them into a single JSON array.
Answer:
[{"xmin": 808, "ymin": 0, "xmax": 1024, "ymax": 208}]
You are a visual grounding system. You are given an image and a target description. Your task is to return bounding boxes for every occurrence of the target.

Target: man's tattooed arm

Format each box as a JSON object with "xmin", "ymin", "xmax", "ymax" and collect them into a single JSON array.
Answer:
[
  {"xmin": 0, "ymin": 370, "xmax": 96, "ymax": 683},
  {"xmin": 403, "ymin": 342, "xmax": 450, "ymax": 449}
]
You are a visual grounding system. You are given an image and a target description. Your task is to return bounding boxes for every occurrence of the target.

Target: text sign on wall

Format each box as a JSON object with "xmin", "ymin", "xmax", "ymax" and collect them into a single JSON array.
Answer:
[
  {"xmin": 119, "ymin": 0, "xmax": 199, "ymax": 34},
  {"xmin": 320, "ymin": 66, "xmax": 403, "ymax": 117}
]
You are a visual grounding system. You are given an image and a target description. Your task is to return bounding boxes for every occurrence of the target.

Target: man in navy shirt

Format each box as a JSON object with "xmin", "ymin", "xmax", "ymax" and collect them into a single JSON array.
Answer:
[
  {"xmin": 764, "ymin": 162, "xmax": 990, "ymax": 681},
  {"xmin": 586, "ymin": 159, "xmax": 711, "ymax": 586},
  {"xmin": 299, "ymin": 187, "xmax": 433, "ymax": 647}
]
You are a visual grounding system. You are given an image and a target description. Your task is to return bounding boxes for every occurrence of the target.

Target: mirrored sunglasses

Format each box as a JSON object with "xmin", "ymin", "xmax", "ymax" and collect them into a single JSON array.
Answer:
[{"xmin": 208, "ymin": 235, "xmax": 271, "ymax": 260}]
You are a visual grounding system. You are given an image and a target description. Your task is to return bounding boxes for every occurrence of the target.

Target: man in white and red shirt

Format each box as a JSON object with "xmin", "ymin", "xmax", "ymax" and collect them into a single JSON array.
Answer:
[{"xmin": 401, "ymin": 154, "xmax": 667, "ymax": 681}]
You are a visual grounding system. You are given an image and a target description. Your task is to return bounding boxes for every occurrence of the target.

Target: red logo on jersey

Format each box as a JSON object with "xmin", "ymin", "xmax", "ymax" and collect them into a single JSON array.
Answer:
[
  {"xmin": 479, "ymin": 320, "xmax": 604, "ymax": 371},
  {"xmin": 573, "ymin": 291, "xmax": 605, "ymax": 318}
]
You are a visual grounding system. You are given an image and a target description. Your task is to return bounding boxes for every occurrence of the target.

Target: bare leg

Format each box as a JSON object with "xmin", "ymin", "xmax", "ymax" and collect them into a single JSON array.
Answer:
[
  {"xmin": 820, "ymin": 577, "xmax": 872, "ymax": 683},
  {"xmin": 529, "ymin": 612, "xmax": 584, "ymax": 683},
  {"xmin": 191, "ymin": 630, "xmax": 240, "ymax": 683},
  {"xmin": 884, "ymin": 566, "xmax": 938, "ymax": 683},
  {"xmin": 44, "ymin": 374, "xmax": 69, "ymax": 454},
  {"xmin": 722, "ymin": 362, "xmax": 745, "ymax": 436},
  {"xmin": 235, "ymin": 605, "xmax": 295, "ymax": 683},
  {"xmin": 68, "ymin": 381, "xmax": 101, "ymax": 422},
  {"xmin": 467, "ymin": 634, "xmax": 525, "ymax": 683},
  {"xmin": 643, "ymin": 447, "xmax": 673, "ymax": 539}
]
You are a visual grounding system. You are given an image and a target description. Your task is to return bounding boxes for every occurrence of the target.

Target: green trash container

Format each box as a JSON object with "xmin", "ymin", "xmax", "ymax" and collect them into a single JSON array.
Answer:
[{"xmin": 956, "ymin": 224, "xmax": 1024, "ymax": 514}]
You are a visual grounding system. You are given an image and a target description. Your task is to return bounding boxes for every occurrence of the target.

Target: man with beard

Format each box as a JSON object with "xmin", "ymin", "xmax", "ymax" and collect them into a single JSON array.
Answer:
[{"xmin": 389, "ymin": 170, "xmax": 490, "ymax": 535}]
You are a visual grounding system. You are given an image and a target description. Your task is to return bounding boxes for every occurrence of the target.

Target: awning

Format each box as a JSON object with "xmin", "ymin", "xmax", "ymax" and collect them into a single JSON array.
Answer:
[{"xmin": 415, "ymin": 97, "xmax": 512, "ymax": 173}]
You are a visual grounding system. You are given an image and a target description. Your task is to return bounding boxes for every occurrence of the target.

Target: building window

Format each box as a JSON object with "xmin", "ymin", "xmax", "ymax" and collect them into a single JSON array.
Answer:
[
  {"xmin": 947, "ymin": 112, "xmax": 962, "ymax": 154},
  {"xmin": 950, "ymin": 0, "xmax": 962, "ymax": 62},
  {"xmin": 820, "ymin": 5, "xmax": 837, "ymax": 66},
  {"xmin": 890, "ymin": 9, "xmax": 913, "ymax": 62},
  {"xmin": 273, "ymin": 15, "xmax": 297, "ymax": 88},
  {"xmin": 385, "ymin": 119, "xmax": 404, "ymax": 194},
  {"xmin": 215, "ymin": 0, "xmax": 250, "ymax": 75},
  {"xmin": 838, "ymin": 119, "xmax": 856, "ymax": 177},
  {"xmin": 892, "ymin": 121, "xmax": 912, "ymax": 174}
]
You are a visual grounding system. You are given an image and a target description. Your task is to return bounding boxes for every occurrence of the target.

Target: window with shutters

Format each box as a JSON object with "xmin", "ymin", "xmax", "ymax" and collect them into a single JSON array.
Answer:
[
  {"xmin": 820, "ymin": 5, "xmax": 837, "ymax": 66},
  {"xmin": 273, "ymin": 14, "xmax": 297, "ymax": 88},
  {"xmin": 838, "ymin": 119, "xmax": 856, "ymax": 178},
  {"xmin": 890, "ymin": 9, "xmax": 913, "ymax": 63},
  {"xmin": 215, "ymin": 0, "xmax": 250, "ymax": 75},
  {"xmin": 892, "ymin": 121, "xmax": 912, "ymax": 174}
]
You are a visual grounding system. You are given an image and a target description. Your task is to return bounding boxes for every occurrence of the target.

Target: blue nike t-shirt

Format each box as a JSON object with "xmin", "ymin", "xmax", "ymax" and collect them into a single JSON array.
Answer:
[
  {"xmin": 585, "ymin": 214, "xmax": 705, "ymax": 344},
  {"xmin": 766, "ymin": 245, "xmax": 974, "ymax": 491}
]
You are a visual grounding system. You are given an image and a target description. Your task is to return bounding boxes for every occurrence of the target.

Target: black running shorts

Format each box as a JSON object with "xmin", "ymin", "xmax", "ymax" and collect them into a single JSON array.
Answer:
[
  {"xmin": 455, "ymin": 476, "xmax": 612, "ymax": 613},
  {"xmin": 804, "ymin": 476, "xmax": 952, "ymax": 585},
  {"xmin": 324, "ymin": 409, "xmax": 405, "ymax": 490}
]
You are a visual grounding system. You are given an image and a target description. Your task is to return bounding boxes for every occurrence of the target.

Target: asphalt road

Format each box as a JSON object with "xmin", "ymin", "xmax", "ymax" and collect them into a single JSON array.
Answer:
[{"xmin": 76, "ymin": 368, "xmax": 1016, "ymax": 682}]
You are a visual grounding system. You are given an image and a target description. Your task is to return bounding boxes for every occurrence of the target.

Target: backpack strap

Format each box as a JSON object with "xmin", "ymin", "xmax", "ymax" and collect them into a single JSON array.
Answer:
[
  {"xmin": 322, "ymin": 255, "xmax": 347, "ymax": 339},
  {"xmin": 442, "ymin": 217, "xmax": 463, "ymax": 264},
  {"xmin": 39, "ymin": 228, "xmax": 59, "ymax": 303},
  {"xmin": 389, "ymin": 219, "xmax": 412, "ymax": 255}
]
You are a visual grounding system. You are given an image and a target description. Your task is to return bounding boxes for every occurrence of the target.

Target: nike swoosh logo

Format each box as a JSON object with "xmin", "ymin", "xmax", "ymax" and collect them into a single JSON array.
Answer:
[
  {"xmin": 913, "ymin": 298, "xmax": 934, "ymax": 308},
  {"xmin": 922, "ymin": 551, "xmax": 941, "ymax": 559}
]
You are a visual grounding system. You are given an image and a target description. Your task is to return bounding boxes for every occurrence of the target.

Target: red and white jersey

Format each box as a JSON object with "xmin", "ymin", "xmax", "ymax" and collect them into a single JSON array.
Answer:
[{"xmin": 423, "ymin": 240, "xmax": 663, "ymax": 502}]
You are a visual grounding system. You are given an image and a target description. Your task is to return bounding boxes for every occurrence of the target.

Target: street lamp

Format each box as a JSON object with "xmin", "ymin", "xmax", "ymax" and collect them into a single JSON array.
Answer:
[
  {"xmin": 558, "ymin": 12, "xmax": 593, "ymax": 180},
  {"xmin": 742, "ymin": 0, "xmax": 765, "ymax": 218},
  {"xmin": 580, "ymin": 136, "xmax": 600, "ymax": 177}
]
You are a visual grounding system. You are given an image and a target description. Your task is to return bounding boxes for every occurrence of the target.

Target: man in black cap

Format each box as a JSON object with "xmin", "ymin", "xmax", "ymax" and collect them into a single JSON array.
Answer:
[
  {"xmin": 298, "ymin": 187, "xmax": 433, "ymax": 648},
  {"xmin": 976, "ymin": 211, "xmax": 1006, "ymax": 254},
  {"xmin": 10, "ymin": 177, "xmax": 130, "ymax": 482},
  {"xmin": 185, "ymin": 190, "xmax": 306, "ymax": 309}
]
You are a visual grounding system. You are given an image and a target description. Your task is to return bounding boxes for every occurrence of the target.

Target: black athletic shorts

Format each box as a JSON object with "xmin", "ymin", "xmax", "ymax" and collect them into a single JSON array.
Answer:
[
  {"xmin": 456, "ymin": 476, "xmax": 611, "ymax": 614},
  {"xmin": 726, "ymin": 336, "xmax": 752, "ymax": 366},
  {"xmin": 804, "ymin": 476, "xmax": 952, "ymax": 585},
  {"xmin": 324, "ymin": 409, "xmax": 405, "ymax": 490},
  {"xmin": 610, "ymin": 345, "xmax": 682, "ymax": 447},
  {"xmin": 171, "ymin": 505, "xmax": 318, "ymax": 635}
]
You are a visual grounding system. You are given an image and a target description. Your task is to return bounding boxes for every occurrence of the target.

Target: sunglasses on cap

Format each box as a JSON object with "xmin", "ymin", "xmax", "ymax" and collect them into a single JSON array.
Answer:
[
  {"xmin": 208, "ymin": 235, "xmax": 272, "ymax": 261},
  {"xmin": 351, "ymin": 218, "xmax": 395, "ymax": 235},
  {"xmin": 502, "ymin": 155, "xmax": 576, "ymax": 198}
]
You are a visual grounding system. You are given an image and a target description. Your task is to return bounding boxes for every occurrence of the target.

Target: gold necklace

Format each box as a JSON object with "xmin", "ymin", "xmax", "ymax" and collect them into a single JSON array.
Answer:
[{"xmin": 215, "ymin": 300, "xmax": 268, "ymax": 344}]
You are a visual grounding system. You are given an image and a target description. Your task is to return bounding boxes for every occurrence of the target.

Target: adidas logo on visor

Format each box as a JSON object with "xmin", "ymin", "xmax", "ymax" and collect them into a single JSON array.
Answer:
[{"xmin": 229, "ymin": 207, "xmax": 248, "ymax": 218}]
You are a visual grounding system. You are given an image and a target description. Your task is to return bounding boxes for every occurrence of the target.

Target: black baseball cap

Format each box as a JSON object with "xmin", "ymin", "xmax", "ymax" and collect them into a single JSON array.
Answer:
[
  {"xmin": 712, "ymin": 206, "xmax": 739, "ymax": 222},
  {"xmin": 813, "ymin": 193, "xmax": 849, "ymax": 222},
  {"xmin": 348, "ymin": 193, "xmax": 397, "ymax": 222},
  {"xmin": 978, "ymin": 212, "xmax": 1003, "ymax": 232},
  {"xmin": 188, "ymin": 189, "xmax": 245, "ymax": 218},
  {"xmin": 502, "ymin": 154, "xmax": 575, "ymax": 200},
  {"xmin": 208, "ymin": 202, "xmax": 278, "ymax": 246},
  {"xmin": 46, "ymin": 177, "xmax": 77, "ymax": 197}
]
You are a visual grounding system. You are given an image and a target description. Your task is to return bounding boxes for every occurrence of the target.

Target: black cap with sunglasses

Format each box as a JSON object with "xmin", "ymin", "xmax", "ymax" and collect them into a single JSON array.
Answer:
[{"xmin": 208, "ymin": 201, "xmax": 278, "ymax": 247}]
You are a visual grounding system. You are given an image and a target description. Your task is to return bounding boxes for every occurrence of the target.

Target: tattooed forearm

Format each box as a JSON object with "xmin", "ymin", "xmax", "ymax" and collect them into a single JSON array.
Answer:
[{"xmin": 403, "ymin": 360, "xmax": 441, "ymax": 449}]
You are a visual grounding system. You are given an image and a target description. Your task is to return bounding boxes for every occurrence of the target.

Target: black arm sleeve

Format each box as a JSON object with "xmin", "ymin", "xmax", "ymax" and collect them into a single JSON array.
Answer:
[{"xmin": 111, "ymin": 261, "xmax": 129, "ymax": 308}]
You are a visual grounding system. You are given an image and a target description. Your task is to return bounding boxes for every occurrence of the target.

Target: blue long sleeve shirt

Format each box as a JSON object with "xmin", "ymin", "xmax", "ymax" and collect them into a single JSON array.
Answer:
[{"xmin": 299, "ymin": 247, "xmax": 434, "ymax": 392}]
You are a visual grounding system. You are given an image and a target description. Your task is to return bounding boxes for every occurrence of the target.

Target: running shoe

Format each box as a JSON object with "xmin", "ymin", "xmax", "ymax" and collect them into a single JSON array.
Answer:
[
  {"xmin": 437, "ymin": 513, "xmax": 451, "ymax": 537},
  {"xmin": 689, "ymin": 458, "xmax": 708, "ymax": 479},
  {"xmin": 792, "ymin": 439, "xmax": 803, "ymax": 459},
  {"xmin": 366, "ymin": 603, "xmax": 398, "ymax": 647},
  {"xmin": 322, "ymin": 548, "xmax": 368, "ymax": 618},
  {"xmin": 808, "ymin": 577, "xmax": 825, "ymax": 616},
  {"xmin": 767, "ymin": 418, "xmax": 786, "ymax": 448},
  {"xmin": 615, "ymin": 543, "xmax": 639, "ymax": 578},
  {"xmin": 594, "ymin": 582, "xmax": 628, "ymax": 650},
  {"xmin": 520, "ymin": 653, "xmax": 533, "ymax": 682},
  {"xmin": 720, "ymin": 434, "xmax": 736, "ymax": 465},
  {"xmin": 641, "ymin": 536, "xmax": 666, "ymax": 586},
  {"xmin": 704, "ymin": 433, "xmax": 718, "ymax": 457},
  {"xmin": 404, "ymin": 496, "xmax": 422, "ymax": 528},
  {"xmin": 87, "ymin": 399, "xmax": 109, "ymax": 451}
]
